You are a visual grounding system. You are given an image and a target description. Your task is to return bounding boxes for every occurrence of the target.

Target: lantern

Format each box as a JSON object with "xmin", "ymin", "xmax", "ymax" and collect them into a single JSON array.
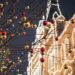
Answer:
[
  {"xmin": 2, "ymin": 31, "xmax": 7, "ymax": 35},
  {"xmin": 43, "ymin": 21, "xmax": 48, "ymax": 26},
  {"xmin": 24, "ymin": 44, "xmax": 30, "ymax": 50},
  {"xmin": 26, "ymin": 6, "xmax": 30, "ymax": 9},
  {"xmin": 13, "ymin": 16, "xmax": 18, "ymax": 20},
  {"xmin": 55, "ymin": 37, "xmax": 58, "ymax": 41},
  {"xmin": 23, "ymin": 21, "xmax": 30, "ymax": 28},
  {"xmin": 7, "ymin": 19, "xmax": 12, "ymax": 24},
  {"xmin": 3, "ymin": 35, "xmax": 7, "ymax": 40},
  {"xmin": 40, "ymin": 47, "xmax": 45, "ymax": 52},
  {"xmin": 31, "ymin": 24, "xmax": 37, "ymax": 28},
  {"xmin": 17, "ymin": 57, "xmax": 20, "ymax": 60},
  {"xmin": 0, "ymin": 3, "xmax": 3, "ymax": 8},
  {"xmin": 40, "ymin": 57, "xmax": 44, "ymax": 63},
  {"xmin": 21, "ymin": 16, "xmax": 27, "ymax": 22},
  {"xmin": 40, "ymin": 47, "xmax": 45, "ymax": 55}
]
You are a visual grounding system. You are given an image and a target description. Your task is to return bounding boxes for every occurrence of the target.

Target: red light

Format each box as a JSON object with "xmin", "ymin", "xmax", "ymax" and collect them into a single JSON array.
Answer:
[
  {"xmin": 40, "ymin": 57, "xmax": 44, "ymax": 63},
  {"xmin": 40, "ymin": 47, "xmax": 45, "ymax": 52},
  {"xmin": 2, "ymin": 31, "xmax": 7, "ymax": 35},
  {"xmin": 43, "ymin": 21, "xmax": 48, "ymax": 26},
  {"xmin": 55, "ymin": 37, "xmax": 58, "ymax": 41}
]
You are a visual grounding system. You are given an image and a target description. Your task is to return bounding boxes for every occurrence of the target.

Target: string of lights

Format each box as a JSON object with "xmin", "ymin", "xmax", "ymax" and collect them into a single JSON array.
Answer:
[
  {"xmin": 0, "ymin": 0, "xmax": 75, "ymax": 75},
  {"xmin": 0, "ymin": 0, "xmax": 49, "ymax": 29},
  {"xmin": 0, "ymin": 0, "xmax": 45, "ymax": 25},
  {"xmin": 0, "ymin": 1, "xmax": 48, "ymax": 74},
  {"xmin": 0, "ymin": 0, "xmax": 35, "ymax": 23}
]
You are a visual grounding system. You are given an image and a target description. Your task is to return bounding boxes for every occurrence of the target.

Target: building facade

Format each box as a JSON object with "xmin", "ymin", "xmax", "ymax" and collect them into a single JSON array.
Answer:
[{"xmin": 27, "ymin": 14, "xmax": 75, "ymax": 75}]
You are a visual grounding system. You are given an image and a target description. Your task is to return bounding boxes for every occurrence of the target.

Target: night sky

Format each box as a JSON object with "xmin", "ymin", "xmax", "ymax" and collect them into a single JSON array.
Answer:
[
  {"xmin": 60, "ymin": 0, "xmax": 75, "ymax": 19},
  {"xmin": 0, "ymin": 0, "xmax": 75, "ymax": 75}
]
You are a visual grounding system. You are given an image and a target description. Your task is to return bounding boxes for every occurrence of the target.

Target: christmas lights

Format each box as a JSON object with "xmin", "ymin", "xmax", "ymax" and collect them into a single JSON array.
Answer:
[{"xmin": 0, "ymin": 0, "xmax": 75, "ymax": 75}]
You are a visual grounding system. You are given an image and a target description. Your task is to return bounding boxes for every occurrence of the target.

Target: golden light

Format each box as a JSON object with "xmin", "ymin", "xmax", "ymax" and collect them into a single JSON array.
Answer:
[{"xmin": 23, "ymin": 21, "xmax": 31, "ymax": 28}]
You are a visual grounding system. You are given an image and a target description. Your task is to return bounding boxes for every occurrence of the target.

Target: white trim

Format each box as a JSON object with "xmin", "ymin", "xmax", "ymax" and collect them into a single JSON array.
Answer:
[{"xmin": 32, "ymin": 61, "xmax": 41, "ymax": 75}]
